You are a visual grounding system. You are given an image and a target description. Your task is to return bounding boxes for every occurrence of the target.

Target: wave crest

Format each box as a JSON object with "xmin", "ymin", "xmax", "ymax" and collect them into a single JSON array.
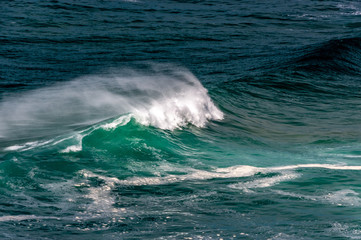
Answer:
[{"xmin": 0, "ymin": 64, "xmax": 223, "ymax": 142}]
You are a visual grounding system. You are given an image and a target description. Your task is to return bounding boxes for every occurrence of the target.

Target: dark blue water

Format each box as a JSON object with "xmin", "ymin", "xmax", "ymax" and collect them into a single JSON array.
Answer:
[{"xmin": 2, "ymin": 0, "xmax": 361, "ymax": 239}]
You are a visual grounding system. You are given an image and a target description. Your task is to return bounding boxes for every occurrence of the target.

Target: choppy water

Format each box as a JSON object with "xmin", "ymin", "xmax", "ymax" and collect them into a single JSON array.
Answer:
[{"xmin": 2, "ymin": 0, "xmax": 361, "ymax": 239}]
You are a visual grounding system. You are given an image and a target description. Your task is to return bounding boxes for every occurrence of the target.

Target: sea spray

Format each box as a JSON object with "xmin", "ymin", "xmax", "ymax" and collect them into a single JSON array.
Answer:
[
  {"xmin": 3, "ymin": 0, "xmax": 361, "ymax": 238},
  {"xmin": 0, "ymin": 64, "xmax": 223, "ymax": 145}
]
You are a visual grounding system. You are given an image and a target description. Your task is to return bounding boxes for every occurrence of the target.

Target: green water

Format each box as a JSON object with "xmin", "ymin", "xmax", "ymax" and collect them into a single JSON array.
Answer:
[{"xmin": 2, "ymin": 0, "xmax": 361, "ymax": 239}]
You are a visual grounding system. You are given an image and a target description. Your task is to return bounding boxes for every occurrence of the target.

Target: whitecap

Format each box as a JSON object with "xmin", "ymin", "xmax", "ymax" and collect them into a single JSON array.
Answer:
[
  {"xmin": 0, "ymin": 64, "xmax": 223, "ymax": 142},
  {"xmin": 1, "ymin": 64, "xmax": 223, "ymax": 152}
]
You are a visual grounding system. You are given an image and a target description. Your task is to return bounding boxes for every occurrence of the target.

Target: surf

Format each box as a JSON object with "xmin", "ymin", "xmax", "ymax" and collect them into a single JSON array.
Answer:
[{"xmin": 0, "ymin": 64, "xmax": 223, "ymax": 149}]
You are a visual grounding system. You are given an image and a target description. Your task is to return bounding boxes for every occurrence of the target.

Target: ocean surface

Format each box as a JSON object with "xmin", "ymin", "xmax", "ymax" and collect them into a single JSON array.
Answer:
[{"xmin": 1, "ymin": 0, "xmax": 361, "ymax": 239}]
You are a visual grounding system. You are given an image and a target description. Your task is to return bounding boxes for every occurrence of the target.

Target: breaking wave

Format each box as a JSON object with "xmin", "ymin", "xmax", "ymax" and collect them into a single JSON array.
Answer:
[{"xmin": 0, "ymin": 64, "xmax": 223, "ymax": 144}]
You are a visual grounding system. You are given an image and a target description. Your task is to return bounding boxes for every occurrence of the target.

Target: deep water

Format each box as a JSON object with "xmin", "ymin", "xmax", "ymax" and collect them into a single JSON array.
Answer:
[{"xmin": 2, "ymin": 0, "xmax": 361, "ymax": 239}]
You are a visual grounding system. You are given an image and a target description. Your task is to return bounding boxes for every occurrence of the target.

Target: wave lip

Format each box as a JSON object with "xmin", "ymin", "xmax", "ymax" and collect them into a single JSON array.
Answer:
[
  {"xmin": 133, "ymin": 82, "xmax": 223, "ymax": 130},
  {"xmin": 0, "ymin": 64, "xmax": 223, "ymax": 143}
]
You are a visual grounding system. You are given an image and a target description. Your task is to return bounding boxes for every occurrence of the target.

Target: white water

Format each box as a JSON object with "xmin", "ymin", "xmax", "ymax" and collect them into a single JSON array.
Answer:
[
  {"xmin": 83, "ymin": 163, "xmax": 361, "ymax": 187},
  {"xmin": 0, "ymin": 64, "xmax": 223, "ymax": 143},
  {"xmin": 0, "ymin": 215, "xmax": 60, "ymax": 222}
]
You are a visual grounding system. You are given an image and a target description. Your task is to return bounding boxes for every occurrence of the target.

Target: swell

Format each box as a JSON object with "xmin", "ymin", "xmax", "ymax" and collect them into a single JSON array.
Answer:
[
  {"xmin": 217, "ymin": 37, "xmax": 361, "ymax": 145},
  {"xmin": 293, "ymin": 37, "xmax": 361, "ymax": 75},
  {"xmin": 235, "ymin": 37, "xmax": 361, "ymax": 94},
  {"xmin": 224, "ymin": 36, "xmax": 361, "ymax": 102}
]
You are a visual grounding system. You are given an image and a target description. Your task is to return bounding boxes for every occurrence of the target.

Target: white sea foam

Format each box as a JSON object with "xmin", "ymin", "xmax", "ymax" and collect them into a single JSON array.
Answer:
[
  {"xmin": 132, "ymin": 79, "xmax": 223, "ymax": 130},
  {"xmin": 66, "ymin": 164, "xmax": 361, "ymax": 220},
  {"xmin": 0, "ymin": 65, "xmax": 223, "ymax": 144},
  {"xmin": 274, "ymin": 189, "xmax": 361, "ymax": 207},
  {"xmin": 26, "ymin": 163, "xmax": 361, "ymax": 224},
  {"xmin": 41, "ymin": 171, "xmax": 128, "ymax": 221},
  {"xmin": 61, "ymin": 143, "xmax": 83, "ymax": 153},
  {"xmin": 60, "ymin": 133, "xmax": 86, "ymax": 153},
  {"xmin": 4, "ymin": 140, "xmax": 53, "ymax": 151},
  {"xmin": 117, "ymin": 165, "xmax": 260, "ymax": 186},
  {"xmin": 329, "ymin": 222, "xmax": 361, "ymax": 239},
  {"xmin": 60, "ymin": 114, "xmax": 133, "ymax": 153},
  {"xmin": 269, "ymin": 164, "xmax": 361, "ymax": 171},
  {"xmin": 325, "ymin": 190, "xmax": 361, "ymax": 206},
  {"xmin": 102, "ymin": 164, "xmax": 361, "ymax": 187},
  {"xmin": 77, "ymin": 170, "xmax": 131, "ymax": 217},
  {"xmin": 4, "ymin": 132, "xmax": 86, "ymax": 153},
  {"xmin": 0, "ymin": 215, "xmax": 59, "ymax": 222},
  {"xmin": 229, "ymin": 172, "xmax": 300, "ymax": 192},
  {"xmin": 338, "ymin": 154, "xmax": 361, "ymax": 158},
  {"xmin": 269, "ymin": 232, "xmax": 295, "ymax": 240},
  {"xmin": 4, "ymin": 114, "xmax": 133, "ymax": 153},
  {"xmin": 101, "ymin": 114, "xmax": 133, "ymax": 130},
  {"xmin": 337, "ymin": 3, "xmax": 361, "ymax": 16}
]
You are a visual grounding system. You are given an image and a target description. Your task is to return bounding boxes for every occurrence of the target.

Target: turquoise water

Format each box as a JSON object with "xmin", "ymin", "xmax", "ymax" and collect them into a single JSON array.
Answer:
[{"xmin": 2, "ymin": 0, "xmax": 361, "ymax": 239}]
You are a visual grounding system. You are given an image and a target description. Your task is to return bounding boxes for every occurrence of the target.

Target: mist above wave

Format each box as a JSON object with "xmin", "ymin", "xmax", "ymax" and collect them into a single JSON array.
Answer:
[{"xmin": 0, "ymin": 64, "xmax": 223, "ymax": 141}]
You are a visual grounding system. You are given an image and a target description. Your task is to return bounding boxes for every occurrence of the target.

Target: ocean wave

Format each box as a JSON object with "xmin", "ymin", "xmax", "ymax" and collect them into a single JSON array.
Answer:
[
  {"xmin": 223, "ymin": 41, "xmax": 360, "ymax": 107},
  {"xmin": 0, "ymin": 64, "xmax": 223, "ymax": 145},
  {"xmin": 293, "ymin": 37, "xmax": 361, "ymax": 75}
]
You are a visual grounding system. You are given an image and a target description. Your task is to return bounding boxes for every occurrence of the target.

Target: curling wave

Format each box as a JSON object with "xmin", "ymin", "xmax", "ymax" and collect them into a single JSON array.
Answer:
[{"xmin": 0, "ymin": 64, "xmax": 223, "ymax": 144}]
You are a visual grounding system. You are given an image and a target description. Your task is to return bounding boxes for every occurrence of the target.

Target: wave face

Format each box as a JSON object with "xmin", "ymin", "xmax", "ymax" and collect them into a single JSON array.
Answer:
[
  {"xmin": 289, "ymin": 37, "xmax": 361, "ymax": 76},
  {"xmin": 2, "ymin": 0, "xmax": 361, "ymax": 239}
]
